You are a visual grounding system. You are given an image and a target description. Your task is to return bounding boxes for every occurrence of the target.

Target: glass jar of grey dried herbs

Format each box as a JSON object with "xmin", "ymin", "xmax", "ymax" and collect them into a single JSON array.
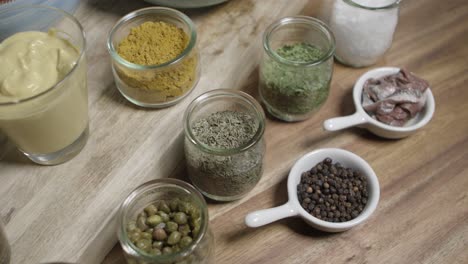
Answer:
[
  {"xmin": 184, "ymin": 89, "xmax": 266, "ymax": 201},
  {"xmin": 118, "ymin": 179, "xmax": 214, "ymax": 264},
  {"xmin": 259, "ymin": 16, "xmax": 335, "ymax": 122}
]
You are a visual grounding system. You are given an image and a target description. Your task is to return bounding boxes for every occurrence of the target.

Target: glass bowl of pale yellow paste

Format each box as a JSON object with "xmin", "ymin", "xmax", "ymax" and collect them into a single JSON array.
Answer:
[{"xmin": 0, "ymin": 5, "xmax": 88, "ymax": 165}]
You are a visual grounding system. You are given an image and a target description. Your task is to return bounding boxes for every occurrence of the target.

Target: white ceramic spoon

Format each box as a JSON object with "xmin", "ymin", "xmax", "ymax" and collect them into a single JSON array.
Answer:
[
  {"xmin": 323, "ymin": 67, "xmax": 435, "ymax": 139},
  {"xmin": 245, "ymin": 148, "xmax": 380, "ymax": 232}
]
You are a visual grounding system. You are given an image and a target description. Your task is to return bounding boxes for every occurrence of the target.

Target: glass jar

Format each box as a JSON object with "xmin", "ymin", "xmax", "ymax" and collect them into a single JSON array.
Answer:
[
  {"xmin": 330, "ymin": 0, "xmax": 400, "ymax": 67},
  {"xmin": 0, "ymin": 5, "xmax": 88, "ymax": 165},
  {"xmin": 107, "ymin": 7, "xmax": 200, "ymax": 108},
  {"xmin": 259, "ymin": 16, "xmax": 335, "ymax": 122},
  {"xmin": 0, "ymin": 222, "xmax": 10, "ymax": 264},
  {"xmin": 184, "ymin": 89, "xmax": 266, "ymax": 201},
  {"xmin": 118, "ymin": 179, "xmax": 214, "ymax": 264}
]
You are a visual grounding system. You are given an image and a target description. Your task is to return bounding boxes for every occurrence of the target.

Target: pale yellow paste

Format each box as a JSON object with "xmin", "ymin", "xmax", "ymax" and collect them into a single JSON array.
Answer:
[
  {"xmin": 0, "ymin": 31, "xmax": 88, "ymax": 154},
  {"xmin": 0, "ymin": 31, "xmax": 78, "ymax": 102}
]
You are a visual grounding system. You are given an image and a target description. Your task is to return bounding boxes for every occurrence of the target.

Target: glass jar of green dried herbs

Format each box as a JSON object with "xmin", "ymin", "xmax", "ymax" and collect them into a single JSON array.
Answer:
[
  {"xmin": 118, "ymin": 179, "xmax": 214, "ymax": 264},
  {"xmin": 259, "ymin": 16, "xmax": 335, "ymax": 122},
  {"xmin": 184, "ymin": 89, "xmax": 266, "ymax": 201}
]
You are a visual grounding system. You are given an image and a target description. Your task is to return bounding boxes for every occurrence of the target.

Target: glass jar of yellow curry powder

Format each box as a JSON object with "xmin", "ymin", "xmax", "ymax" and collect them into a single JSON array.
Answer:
[{"xmin": 107, "ymin": 7, "xmax": 200, "ymax": 108}]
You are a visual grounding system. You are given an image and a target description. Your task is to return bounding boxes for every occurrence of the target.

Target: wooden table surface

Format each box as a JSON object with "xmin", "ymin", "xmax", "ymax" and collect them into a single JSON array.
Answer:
[
  {"xmin": 103, "ymin": 0, "xmax": 468, "ymax": 263},
  {"xmin": 1, "ymin": 0, "xmax": 467, "ymax": 263}
]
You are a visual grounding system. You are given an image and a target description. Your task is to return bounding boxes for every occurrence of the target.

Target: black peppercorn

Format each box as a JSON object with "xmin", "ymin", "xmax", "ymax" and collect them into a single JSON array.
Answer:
[{"xmin": 296, "ymin": 159, "xmax": 369, "ymax": 222}]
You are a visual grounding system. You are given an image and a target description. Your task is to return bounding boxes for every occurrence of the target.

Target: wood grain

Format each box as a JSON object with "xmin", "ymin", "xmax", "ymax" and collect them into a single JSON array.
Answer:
[
  {"xmin": 103, "ymin": 0, "xmax": 468, "ymax": 263},
  {"xmin": 0, "ymin": 0, "xmax": 310, "ymax": 263},
  {"xmin": 1, "ymin": 0, "xmax": 467, "ymax": 263}
]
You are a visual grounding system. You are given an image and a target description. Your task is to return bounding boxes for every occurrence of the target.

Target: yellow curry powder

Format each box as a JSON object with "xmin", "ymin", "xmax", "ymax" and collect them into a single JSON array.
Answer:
[{"xmin": 116, "ymin": 21, "xmax": 197, "ymax": 101}]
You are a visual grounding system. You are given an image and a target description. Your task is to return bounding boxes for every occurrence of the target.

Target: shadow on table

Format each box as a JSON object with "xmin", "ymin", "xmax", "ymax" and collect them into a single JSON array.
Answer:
[
  {"xmin": 100, "ymin": 82, "xmax": 159, "ymax": 112},
  {"xmin": 0, "ymin": 134, "xmax": 32, "ymax": 165}
]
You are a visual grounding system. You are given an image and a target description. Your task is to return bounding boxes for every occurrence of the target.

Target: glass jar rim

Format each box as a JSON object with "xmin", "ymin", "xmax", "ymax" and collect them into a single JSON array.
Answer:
[
  {"xmin": 263, "ymin": 16, "xmax": 335, "ymax": 67},
  {"xmin": 107, "ymin": 7, "xmax": 197, "ymax": 71},
  {"xmin": 343, "ymin": 0, "xmax": 401, "ymax": 10},
  {"xmin": 0, "ymin": 4, "xmax": 86, "ymax": 107},
  {"xmin": 118, "ymin": 178, "xmax": 209, "ymax": 261},
  {"xmin": 184, "ymin": 89, "xmax": 266, "ymax": 156}
]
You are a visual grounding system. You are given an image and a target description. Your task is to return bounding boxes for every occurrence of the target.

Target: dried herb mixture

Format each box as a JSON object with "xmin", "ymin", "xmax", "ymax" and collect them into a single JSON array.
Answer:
[
  {"xmin": 260, "ymin": 42, "xmax": 332, "ymax": 117},
  {"xmin": 185, "ymin": 110, "xmax": 264, "ymax": 199}
]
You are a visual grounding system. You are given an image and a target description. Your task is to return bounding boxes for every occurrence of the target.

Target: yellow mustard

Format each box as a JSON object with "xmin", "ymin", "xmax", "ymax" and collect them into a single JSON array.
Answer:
[{"xmin": 0, "ymin": 31, "xmax": 78, "ymax": 102}]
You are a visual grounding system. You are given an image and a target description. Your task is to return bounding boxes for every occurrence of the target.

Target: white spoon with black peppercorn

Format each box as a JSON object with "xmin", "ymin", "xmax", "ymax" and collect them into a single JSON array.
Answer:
[{"xmin": 245, "ymin": 148, "xmax": 380, "ymax": 232}]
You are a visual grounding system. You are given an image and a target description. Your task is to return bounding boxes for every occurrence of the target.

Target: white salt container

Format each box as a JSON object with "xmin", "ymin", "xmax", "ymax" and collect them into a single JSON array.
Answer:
[{"xmin": 329, "ymin": 0, "xmax": 400, "ymax": 67}]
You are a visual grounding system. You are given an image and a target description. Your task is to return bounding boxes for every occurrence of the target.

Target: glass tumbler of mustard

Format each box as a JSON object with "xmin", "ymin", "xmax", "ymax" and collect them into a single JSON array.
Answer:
[
  {"xmin": 0, "ymin": 5, "xmax": 89, "ymax": 165},
  {"xmin": 107, "ymin": 7, "xmax": 200, "ymax": 108},
  {"xmin": 118, "ymin": 179, "xmax": 214, "ymax": 264}
]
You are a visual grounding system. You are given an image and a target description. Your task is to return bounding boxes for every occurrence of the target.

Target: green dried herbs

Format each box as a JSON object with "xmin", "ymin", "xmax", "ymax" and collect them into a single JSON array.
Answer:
[
  {"xmin": 185, "ymin": 110, "xmax": 264, "ymax": 200},
  {"xmin": 259, "ymin": 42, "xmax": 333, "ymax": 119},
  {"xmin": 276, "ymin": 42, "xmax": 324, "ymax": 62},
  {"xmin": 191, "ymin": 111, "xmax": 257, "ymax": 149}
]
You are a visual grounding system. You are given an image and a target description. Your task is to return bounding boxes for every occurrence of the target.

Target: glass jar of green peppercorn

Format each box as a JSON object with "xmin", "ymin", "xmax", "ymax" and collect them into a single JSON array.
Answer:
[
  {"xmin": 259, "ymin": 16, "xmax": 336, "ymax": 122},
  {"xmin": 118, "ymin": 179, "xmax": 214, "ymax": 264}
]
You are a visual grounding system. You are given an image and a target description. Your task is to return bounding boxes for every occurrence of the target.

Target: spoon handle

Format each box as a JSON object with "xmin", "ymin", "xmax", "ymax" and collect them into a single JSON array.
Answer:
[
  {"xmin": 323, "ymin": 112, "xmax": 367, "ymax": 131},
  {"xmin": 245, "ymin": 202, "xmax": 298, "ymax": 228}
]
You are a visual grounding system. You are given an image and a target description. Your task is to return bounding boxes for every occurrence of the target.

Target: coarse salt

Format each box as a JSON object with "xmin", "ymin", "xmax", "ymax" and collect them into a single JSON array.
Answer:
[{"xmin": 328, "ymin": 0, "xmax": 399, "ymax": 67}]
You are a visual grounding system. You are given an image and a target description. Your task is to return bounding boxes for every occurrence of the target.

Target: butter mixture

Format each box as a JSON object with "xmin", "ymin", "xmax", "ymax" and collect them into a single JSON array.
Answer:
[{"xmin": 0, "ymin": 31, "xmax": 78, "ymax": 102}]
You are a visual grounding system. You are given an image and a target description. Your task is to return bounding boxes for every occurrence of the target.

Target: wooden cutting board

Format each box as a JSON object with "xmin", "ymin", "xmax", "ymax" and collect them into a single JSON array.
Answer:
[{"xmin": 0, "ymin": 0, "xmax": 313, "ymax": 263}]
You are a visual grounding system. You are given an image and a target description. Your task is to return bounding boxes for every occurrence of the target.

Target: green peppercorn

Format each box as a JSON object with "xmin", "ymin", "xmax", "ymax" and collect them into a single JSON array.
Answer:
[
  {"xmin": 136, "ymin": 239, "xmax": 151, "ymax": 252},
  {"xmin": 162, "ymin": 247, "xmax": 173, "ymax": 254},
  {"xmin": 190, "ymin": 208, "xmax": 200, "ymax": 219},
  {"xmin": 159, "ymin": 201, "xmax": 171, "ymax": 213},
  {"xmin": 144, "ymin": 204, "xmax": 158, "ymax": 216},
  {"xmin": 178, "ymin": 224, "xmax": 191, "ymax": 236},
  {"xmin": 173, "ymin": 212, "xmax": 188, "ymax": 225},
  {"xmin": 152, "ymin": 241, "xmax": 163, "ymax": 249},
  {"xmin": 138, "ymin": 211, "xmax": 147, "ymax": 218},
  {"xmin": 157, "ymin": 211, "xmax": 170, "ymax": 222},
  {"xmin": 168, "ymin": 231, "xmax": 182, "ymax": 245},
  {"xmin": 149, "ymin": 248, "xmax": 162, "ymax": 256},
  {"xmin": 186, "ymin": 204, "xmax": 197, "ymax": 216},
  {"xmin": 172, "ymin": 244, "xmax": 181, "ymax": 252},
  {"xmin": 166, "ymin": 221, "xmax": 178, "ymax": 233},
  {"xmin": 128, "ymin": 231, "xmax": 141, "ymax": 243},
  {"xmin": 137, "ymin": 216, "xmax": 148, "ymax": 231},
  {"xmin": 147, "ymin": 215, "xmax": 163, "ymax": 227},
  {"xmin": 169, "ymin": 199, "xmax": 179, "ymax": 211},
  {"xmin": 190, "ymin": 217, "xmax": 201, "ymax": 230},
  {"xmin": 179, "ymin": 236, "xmax": 193, "ymax": 248},
  {"xmin": 127, "ymin": 199, "xmax": 202, "ymax": 257},
  {"xmin": 192, "ymin": 224, "xmax": 200, "ymax": 237},
  {"xmin": 141, "ymin": 231, "xmax": 152, "ymax": 240},
  {"xmin": 127, "ymin": 221, "xmax": 137, "ymax": 232},
  {"xmin": 153, "ymin": 228, "xmax": 167, "ymax": 241},
  {"xmin": 178, "ymin": 202, "xmax": 190, "ymax": 214}
]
